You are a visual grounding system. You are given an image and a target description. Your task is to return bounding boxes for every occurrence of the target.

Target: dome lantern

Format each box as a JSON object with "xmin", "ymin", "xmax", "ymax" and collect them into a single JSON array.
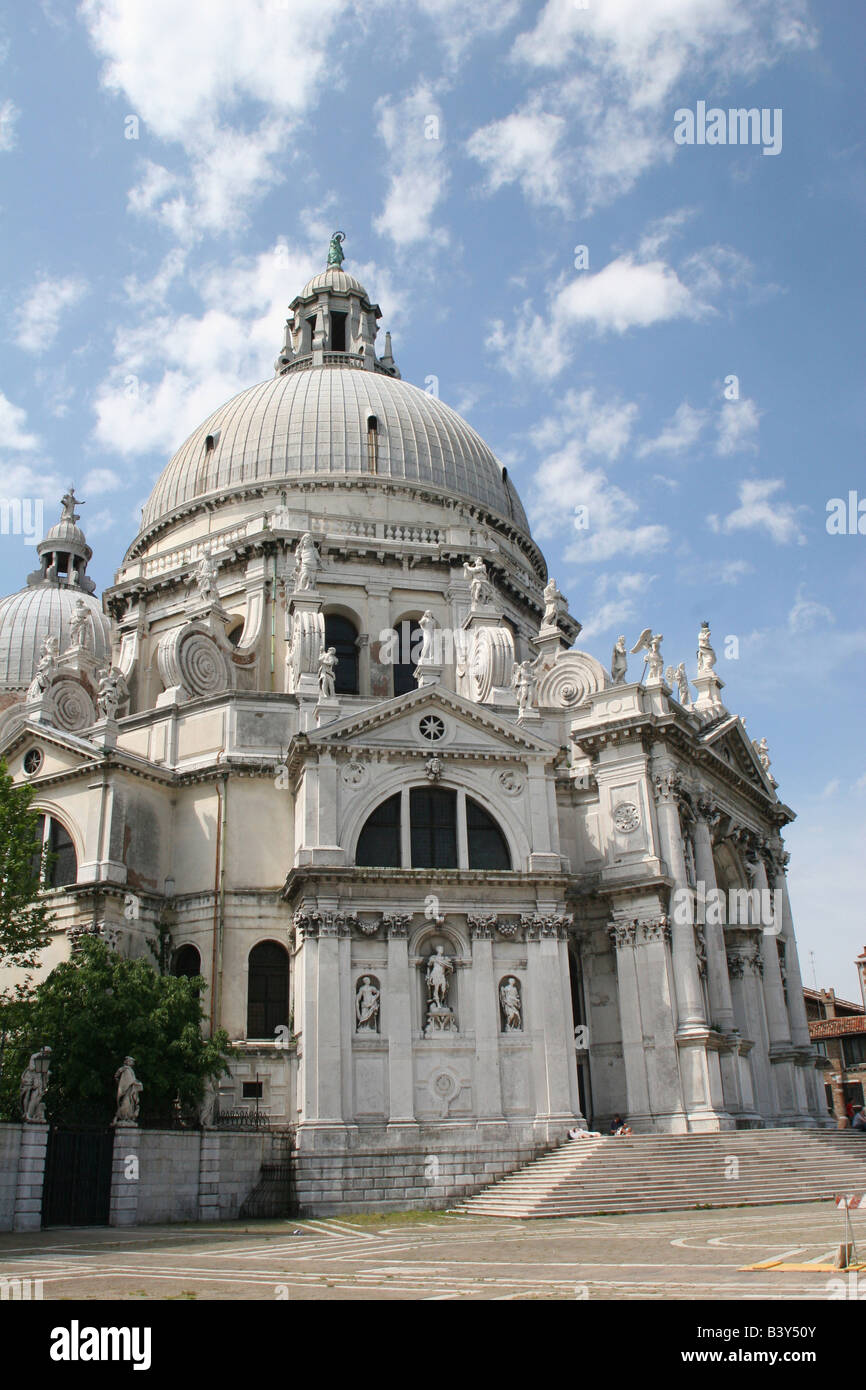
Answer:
[{"xmin": 274, "ymin": 233, "xmax": 400, "ymax": 379}]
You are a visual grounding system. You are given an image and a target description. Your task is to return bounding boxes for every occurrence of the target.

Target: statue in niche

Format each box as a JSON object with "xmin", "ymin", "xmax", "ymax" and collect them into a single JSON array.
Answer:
[
  {"xmin": 418, "ymin": 610, "xmax": 437, "ymax": 662},
  {"xmin": 355, "ymin": 976, "xmax": 380, "ymax": 1033},
  {"xmin": 317, "ymin": 646, "xmax": 338, "ymax": 699},
  {"xmin": 20, "ymin": 1046, "xmax": 51, "ymax": 1123},
  {"xmin": 499, "ymin": 977, "xmax": 522, "ymax": 1032},
  {"xmin": 68, "ymin": 598, "xmax": 90, "ymax": 649},
  {"xmin": 631, "ymin": 628, "xmax": 664, "ymax": 682},
  {"xmin": 463, "ymin": 556, "xmax": 494, "ymax": 608},
  {"xmin": 611, "ymin": 635, "xmax": 628, "ymax": 684},
  {"xmin": 293, "ymin": 532, "xmax": 321, "ymax": 592},
  {"xmin": 113, "ymin": 1056, "xmax": 143, "ymax": 1124},
  {"xmin": 697, "ymin": 620, "xmax": 716, "ymax": 672},
  {"xmin": 426, "ymin": 945, "xmax": 453, "ymax": 1008},
  {"xmin": 97, "ymin": 666, "xmax": 128, "ymax": 720}
]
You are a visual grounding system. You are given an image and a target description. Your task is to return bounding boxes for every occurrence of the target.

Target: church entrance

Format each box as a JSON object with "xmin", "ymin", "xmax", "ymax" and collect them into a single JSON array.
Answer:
[{"xmin": 42, "ymin": 1127, "xmax": 113, "ymax": 1227}]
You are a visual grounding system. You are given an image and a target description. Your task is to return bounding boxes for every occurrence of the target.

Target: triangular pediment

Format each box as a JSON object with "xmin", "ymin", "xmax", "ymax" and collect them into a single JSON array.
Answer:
[
  {"xmin": 303, "ymin": 684, "xmax": 559, "ymax": 760},
  {"xmin": 700, "ymin": 715, "xmax": 776, "ymax": 797},
  {"xmin": 0, "ymin": 718, "xmax": 105, "ymax": 781}
]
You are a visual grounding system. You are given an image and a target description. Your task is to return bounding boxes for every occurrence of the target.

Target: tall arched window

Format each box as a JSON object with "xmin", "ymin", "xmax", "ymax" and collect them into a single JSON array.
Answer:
[
  {"xmin": 324, "ymin": 614, "xmax": 359, "ymax": 695},
  {"xmin": 31, "ymin": 813, "xmax": 78, "ymax": 888},
  {"xmin": 467, "ymin": 798, "xmax": 511, "ymax": 869},
  {"xmin": 393, "ymin": 617, "xmax": 423, "ymax": 696},
  {"xmin": 354, "ymin": 791, "xmax": 512, "ymax": 870},
  {"xmin": 247, "ymin": 941, "xmax": 290, "ymax": 1040},
  {"xmin": 173, "ymin": 944, "xmax": 202, "ymax": 979}
]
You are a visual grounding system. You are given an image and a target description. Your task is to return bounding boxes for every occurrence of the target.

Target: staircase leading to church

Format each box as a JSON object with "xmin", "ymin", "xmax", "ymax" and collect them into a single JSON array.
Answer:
[{"xmin": 452, "ymin": 1130, "xmax": 866, "ymax": 1219}]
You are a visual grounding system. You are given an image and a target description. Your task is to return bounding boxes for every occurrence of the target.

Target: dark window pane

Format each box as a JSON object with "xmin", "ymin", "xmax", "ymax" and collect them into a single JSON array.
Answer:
[
  {"xmin": 356, "ymin": 793, "xmax": 401, "ymax": 867},
  {"xmin": 247, "ymin": 941, "xmax": 289, "ymax": 1040},
  {"xmin": 48, "ymin": 819, "xmax": 77, "ymax": 887},
  {"xmin": 393, "ymin": 620, "xmax": 422, "ymax": 696},
  {"xmin": 242, "ymin": 1081, "xmax": 263, "ymax": 1100},
  {"xmin": 325, "ymin": 614, "xmax": 359, "ymax": 694},
  {"xmin": 330, "ymin": 312, "xmax": 347, "ymax": 351},
  {"xmin": 467, "ymin": 797, "xmax": 511, "ymax": 870},
  {"xmin": 410, "ymin": 787, "xmax": 457, "ymax": 869},
  {"xmin": 30, "ymin": 813, "xmax": 46, "ymax": 881},
  {"xmin": 173, "ymin": 944, "xmax": 201, "ymax": 979}
]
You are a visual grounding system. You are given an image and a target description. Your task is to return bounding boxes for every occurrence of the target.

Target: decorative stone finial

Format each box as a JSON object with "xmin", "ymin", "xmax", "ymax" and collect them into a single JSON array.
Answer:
[{"xmin": 327, "ymin": 231, "xmax": 346, "ymax": 268}]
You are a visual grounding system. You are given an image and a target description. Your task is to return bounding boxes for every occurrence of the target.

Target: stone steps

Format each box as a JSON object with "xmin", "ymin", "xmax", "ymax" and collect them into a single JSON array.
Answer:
[{"xmin": 452, "ymin": 1131, "xmax": 866, "ymax": 1218}]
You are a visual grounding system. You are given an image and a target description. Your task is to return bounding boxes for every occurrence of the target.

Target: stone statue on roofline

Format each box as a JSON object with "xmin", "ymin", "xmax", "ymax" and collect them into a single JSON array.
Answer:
[
  {"xmin": 327, "ymin": 231, "xmax": 346, "ymax": 268},
  {"xmin": 631, "ymin": 628, "xmax": 664, "ymax": 683},
  {"xmin": 611, "ymin": 635, "xmax": 628, "ymax": 684},
  {"xmin": 318, "ymin": 646, "xmax": 338, "ymax": 699},
  {"xmin": 293, "ymin": 532, "xmax": 321, "ymax": 592},
  {"xmin": 697, "ymin": 620, "xmax": 716, "ymax": 672},
  {"xmin": 463, "ymin": 555, "xmax": 494, "ymax": 609}
]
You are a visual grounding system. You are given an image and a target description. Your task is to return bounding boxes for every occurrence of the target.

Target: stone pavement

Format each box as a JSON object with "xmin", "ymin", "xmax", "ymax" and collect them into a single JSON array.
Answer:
[{"xmin": 0, "ymin": 1201, "xmax": 864, "ymax": 1300}]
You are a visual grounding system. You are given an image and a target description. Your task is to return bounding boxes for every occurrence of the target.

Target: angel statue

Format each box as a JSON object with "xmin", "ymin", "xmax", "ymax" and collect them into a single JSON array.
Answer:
[
  {"xmin": 463, "ymin": 556, "xmax": 494, "ymax": 608},
  {"xmin": 631, "ymin": 629, "xmax": 664, "ymax": 683},
  {"xmin": 511, "ymin": 658, "xmax": 540, "ymax": 717},
  {"xmin": 327, "ymin": 231, "xmax": 346, "ymax": 268},
  {"xmin": 611, "ymin": 635, "xmax": 628, "ymax": 684},
  {"xmin": 665, "ymin": 662, "xmax": 692, "ymax": 706},
  {"xmin": 697, "ymin": 620, "xmax": 716, "ymax": 672}
]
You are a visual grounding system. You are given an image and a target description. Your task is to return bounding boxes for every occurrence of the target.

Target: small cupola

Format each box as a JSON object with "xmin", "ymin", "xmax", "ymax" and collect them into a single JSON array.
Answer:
[
  {"xmin": 28, "ymin": 489, "xmax": 97, "ymax": 595},
  {"xmin": 274, "ymin": 232, "xmax": 400, "ymax": 379}
]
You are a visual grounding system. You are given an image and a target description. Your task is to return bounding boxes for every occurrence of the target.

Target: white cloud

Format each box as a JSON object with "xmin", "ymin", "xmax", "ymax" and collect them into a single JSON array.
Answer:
[
  {"xmin": 579, "ymin": 571, "xmax": 656, "ymax": 640},
  {"xmin": 468, "ymin": 0, "xmax": 818, "ymax": 212},
  {"xmin": 466, "ymin": 103, "xmax": 569, "ymax": 210},
  {"xmin": 637, "ymin": 208, "xmax": 696, "ymax": 259},
  {"xmin": 717, "ymin": 559, "xmax": 754, "ymax": 585},
  {"xmin": 13, "ymin": 276, "xmax": 88, "ymax": 354},
  {"xmin": 0, "ymin": 392, "xmax": 40, "ymax": 452},
  {"xmin": 820, "ymin": 778, "xmax": 840, "ymax": 799},
  {"xmin": 709, "ymin": 478, "xmax": 806, "ymax": 545},
  {"xmin": 373, "ymin": 85, "xmax": 449, "ymax": 249},
  {"xmin": 81, "ymin": 467, "xmax": 123, "ymax": 495},
  {"xmin": 638, "ymin": 402, "xmax": 707, "ymax": 457},
  {"xmin": 89, "ymin": 238, "xmax": 407, "ymax": 462},
  {"xmin": 0, "ymin": 98, "xmax": 19, "ymax": 152},
  {"xmin": 716, "ymin": 397, "xmax": 761, "ymax": 455},
  {"xmin": 788, "ymin": 587, "xmax": 834, "ymax": 632}
]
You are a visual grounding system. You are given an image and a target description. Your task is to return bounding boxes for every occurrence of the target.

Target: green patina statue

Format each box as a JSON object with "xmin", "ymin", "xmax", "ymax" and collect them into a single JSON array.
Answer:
[{"xmin": 327, "ymin": 231, "xmax": 346, "ymax": 268}]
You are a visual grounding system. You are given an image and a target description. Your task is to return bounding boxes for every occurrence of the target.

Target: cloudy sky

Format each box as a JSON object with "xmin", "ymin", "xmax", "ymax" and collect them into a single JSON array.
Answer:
[{"xmin": 1, "ymin": 1, "xmax": 863, "ymax": 995}]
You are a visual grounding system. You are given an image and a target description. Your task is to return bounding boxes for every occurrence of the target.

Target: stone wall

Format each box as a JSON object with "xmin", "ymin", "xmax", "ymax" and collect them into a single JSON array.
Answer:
[
  {"xmin": 0, "ymin": 1124, "xmax": 22, "ymax": 1230},
  {"xmin": 294, "ymin": 1136, "xmax": 554, "ymax": 1216},
  {"xmin": 114, "ymin": 1128, "xmax": 272, "ymax": 1225}
]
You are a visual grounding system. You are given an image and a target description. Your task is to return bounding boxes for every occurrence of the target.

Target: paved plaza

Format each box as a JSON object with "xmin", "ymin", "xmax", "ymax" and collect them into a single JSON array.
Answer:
[{"xmin": 1, "ymin": 1201, "xmax": 863, "ymax": 1301}]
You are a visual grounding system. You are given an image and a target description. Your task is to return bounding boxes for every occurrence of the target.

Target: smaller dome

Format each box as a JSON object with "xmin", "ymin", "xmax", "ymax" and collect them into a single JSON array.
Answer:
[
  {"xmin": 0, "ymin": 587, "xmax": 111, "ymax": 691},
  {"xmin": 297, "ymin": 266, "xmax": 370, "ymax": 300},
  {"xmin": 44, "ymin": 520, "xmax": 89, "ymax": 550}
]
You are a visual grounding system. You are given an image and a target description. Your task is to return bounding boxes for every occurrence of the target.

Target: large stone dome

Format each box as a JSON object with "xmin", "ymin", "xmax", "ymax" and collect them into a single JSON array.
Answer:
[{"xmin": 139, "ymin": 367, "xmax": 530, "ymax": 537}]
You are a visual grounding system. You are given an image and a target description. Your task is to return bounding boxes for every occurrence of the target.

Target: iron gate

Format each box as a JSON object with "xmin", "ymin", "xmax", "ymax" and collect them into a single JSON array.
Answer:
[{"xmin": 42, "ymin": 1127, "xmax": 114, "ymax": 1227}]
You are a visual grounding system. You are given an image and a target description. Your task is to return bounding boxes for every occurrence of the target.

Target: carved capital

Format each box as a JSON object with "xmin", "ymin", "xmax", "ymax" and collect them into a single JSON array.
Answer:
[
  {"xmin": 382, "ymin": 912, "xmax": 411, "ymax": 939},
  {"xmin": 522, "ymin": 912, "xmax": 572, "ymax": 941},
  {"xmin": 652, "ymin": 767, "xmax": 682, "ymax": 805},
  {"xmin": 467, "ymin": 913, "xmax": 497, "ymax": 940},
  {"xmin": 608, "ymin": 921, "xmax": 636, "ymax": 949}
]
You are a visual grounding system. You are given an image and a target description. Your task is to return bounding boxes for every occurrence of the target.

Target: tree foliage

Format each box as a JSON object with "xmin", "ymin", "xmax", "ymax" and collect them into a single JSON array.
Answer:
[
  {"xmin": 0, "ymin": 758, "xmax": 54, "ymax": 972},
  {"xmin": 0, "ymin": 937, "xmax": 231, "ymax": 1124}
]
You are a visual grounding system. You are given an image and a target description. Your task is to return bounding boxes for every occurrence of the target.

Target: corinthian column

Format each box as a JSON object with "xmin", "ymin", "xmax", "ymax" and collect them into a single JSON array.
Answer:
[
  {"xmin": 651, "ymin": 762, "xmax": 706, "ymax": 1031},
  {"xmin": 693, "ymin": 796, "xmax": 735, "ymax": 1034}
]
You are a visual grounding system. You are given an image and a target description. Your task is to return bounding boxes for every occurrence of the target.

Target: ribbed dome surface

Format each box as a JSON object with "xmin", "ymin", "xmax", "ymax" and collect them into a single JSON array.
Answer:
[
  {"xmin": 299, "ymin": 267, "xmax": 369, "ymax": 298},
  {"xmin": 0, "ymin": 587, "xmax": 111, "ymax": 690},
  {"xmin": 140, "ymin": 368, "xmax": 530, "ymax": 535}
]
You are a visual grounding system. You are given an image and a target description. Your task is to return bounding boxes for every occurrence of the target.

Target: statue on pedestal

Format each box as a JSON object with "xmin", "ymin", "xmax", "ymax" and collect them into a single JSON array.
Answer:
[
  {"xmin": 631, "ymin": 628, "xmax": 664, "ymax": 682},
  {"xmin": 27, "ymin": 635, "xmax": 58, "ymax": 701},
  {"xmin": 611, "ymin": 635, "xmax": 628, "ymax": 684},
  {"xmin": 113, "ymin": 1056, "xmax": 143, "ymax": 1124},
  {"xmin": 541, "ymin": 578, "xmax": 566, "ymax": 630},
  {"xmin": 665, "ymin": 662, "xmax": 691, "ymax": 706},
  {"xmin": 418, "ymin": 610, "xmax": 437, "ymax": 662},
  {"xmin": 293, "ymin": 532, "xmax": 321, "ymax": 592},
  {"xmin": 193, "ymin": 548, "xmax": 219, "ymax": 605},
  {"xmin": 697, "ymin": 621, "xmax": 716, "ymax": 672},
  {"xmin": 20, "ymin": 1046, "xmax": 51, "ymax": 1123},
  {"xmin": 69, "ymin": 599, "xmax": 91, "ymax": 649},
  {"xmin": 97, "ymin": 667, "xmax": 128, "ymax": 720},
  {"xmin": 463, "ymin": 556, "xmax": 494, "ymax": 609},
  {"xmin": 317, "ymin": 646, "xmax": 338, "ymax": 699},
  {"xmin": 511, "ymin": 659, "xmax": 538, "ymax": 717}
]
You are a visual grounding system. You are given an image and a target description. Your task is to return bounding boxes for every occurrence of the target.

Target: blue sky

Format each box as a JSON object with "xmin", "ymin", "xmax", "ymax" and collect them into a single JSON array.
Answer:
[{"xmin": 0, "ymin": 1, "xmax": 863, "ymax": 996}]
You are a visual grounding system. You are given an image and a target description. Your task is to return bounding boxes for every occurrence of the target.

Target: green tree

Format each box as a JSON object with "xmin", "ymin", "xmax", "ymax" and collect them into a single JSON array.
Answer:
[
  {"xmin": 0, "ymin": 758, "xmax": 54, "ymax": 973},
  {"xmin": 0, "ymin": 937, "xmax": 231, "ymax": 1123}
]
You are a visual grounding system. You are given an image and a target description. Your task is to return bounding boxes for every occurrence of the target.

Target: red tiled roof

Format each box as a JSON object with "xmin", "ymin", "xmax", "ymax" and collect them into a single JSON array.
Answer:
[{"xmin": 809, "ymin": 1017, "xmax": 866, "ymax": 1039}]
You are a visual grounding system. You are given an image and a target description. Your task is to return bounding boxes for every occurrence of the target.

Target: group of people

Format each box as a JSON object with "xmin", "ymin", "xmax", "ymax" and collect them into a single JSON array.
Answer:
[{"xmin": 845, "ymin": 1099, "xmax": 866, "ymax": 1132}]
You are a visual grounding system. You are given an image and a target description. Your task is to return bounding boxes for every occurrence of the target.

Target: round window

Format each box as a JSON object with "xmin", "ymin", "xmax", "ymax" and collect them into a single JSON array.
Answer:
[
  {"xmin": 23, "ymin": 748, "xmax": 43, "ymax": 777},
  {"xmin": 418, "ymin": 714, "xmax": 446, "ymax": 743}
]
